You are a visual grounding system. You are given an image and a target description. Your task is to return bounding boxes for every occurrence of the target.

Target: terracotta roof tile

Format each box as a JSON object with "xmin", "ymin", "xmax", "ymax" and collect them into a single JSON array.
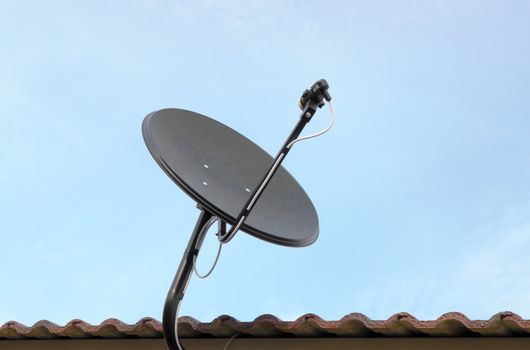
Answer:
[{"xmin": 2, "ymin": 312, "xmax": 530, "ymax": 340}]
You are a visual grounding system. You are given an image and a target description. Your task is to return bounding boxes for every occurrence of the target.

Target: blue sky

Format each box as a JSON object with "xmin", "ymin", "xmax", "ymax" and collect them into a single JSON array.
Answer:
[{"xmin": 2, "ymin": 1, "xmax": 530, "ymax": 325}]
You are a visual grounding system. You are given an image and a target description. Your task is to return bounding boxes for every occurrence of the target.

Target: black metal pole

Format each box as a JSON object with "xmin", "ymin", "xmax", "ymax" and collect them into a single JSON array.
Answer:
[
  {"xmin": 163, "ymin": 208, "xmax": 212, "ymax": 350},
  {"xmin": 219, "ymin": 103, "xmax": 319, "ymax": 243}
]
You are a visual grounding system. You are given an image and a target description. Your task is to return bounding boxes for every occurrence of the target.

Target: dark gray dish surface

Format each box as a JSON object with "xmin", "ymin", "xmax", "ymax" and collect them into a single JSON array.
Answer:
[{"xmin": 142, "ymin": 108, "xmax": 318, "ymax": 247}]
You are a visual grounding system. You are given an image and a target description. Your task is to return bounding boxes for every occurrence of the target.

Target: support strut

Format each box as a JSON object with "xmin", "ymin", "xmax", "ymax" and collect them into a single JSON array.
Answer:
[{"xmin": 218, "ymin": 79, "xmax": 331, "ymax": 244}]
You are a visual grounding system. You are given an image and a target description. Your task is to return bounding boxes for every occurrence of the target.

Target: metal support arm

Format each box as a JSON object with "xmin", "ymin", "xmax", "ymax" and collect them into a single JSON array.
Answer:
[{"xmin": 218, "ymin": 79, "xmax": 331, "ymax": 244}]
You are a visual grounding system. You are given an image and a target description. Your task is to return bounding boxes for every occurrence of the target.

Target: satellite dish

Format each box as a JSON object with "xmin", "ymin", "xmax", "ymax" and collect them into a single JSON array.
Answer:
[{"xmin": 142, "ymin": 80, "xmax": 333, "ymax": 350}]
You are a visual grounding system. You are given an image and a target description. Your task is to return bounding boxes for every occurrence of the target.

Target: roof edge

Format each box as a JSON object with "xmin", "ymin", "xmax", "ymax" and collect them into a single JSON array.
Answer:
[{"xmin": 2, "ymin": 312, "xmax": 530, "ymax": 339}]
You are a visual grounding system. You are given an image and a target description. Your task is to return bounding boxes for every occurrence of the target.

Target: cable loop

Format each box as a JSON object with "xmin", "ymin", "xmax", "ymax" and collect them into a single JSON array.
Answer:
[{"xmin": 193, "ymin": 217, "xmax": 223, "ymax": 279}]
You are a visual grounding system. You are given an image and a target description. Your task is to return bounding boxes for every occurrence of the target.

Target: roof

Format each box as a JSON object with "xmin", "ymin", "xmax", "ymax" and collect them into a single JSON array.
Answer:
[{"xmin": 2, "ymin": 312, "xmax": 530, "ymax": 339}]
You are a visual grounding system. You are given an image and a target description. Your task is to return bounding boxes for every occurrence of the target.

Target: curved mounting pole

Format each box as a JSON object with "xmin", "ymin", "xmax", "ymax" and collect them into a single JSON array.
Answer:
[{"xmin": 163, "ymin": 207, "xmax": 212, "ymax": 350}]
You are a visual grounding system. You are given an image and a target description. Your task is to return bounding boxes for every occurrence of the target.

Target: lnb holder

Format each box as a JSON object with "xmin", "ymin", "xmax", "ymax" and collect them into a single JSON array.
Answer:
[
  {"xmin": 299, "ymin": 79, "xmax": 332, "ymax": 110},
  {"xmin": 218, "ymin": 79, "xmax": 332, "ymax": 244}
]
